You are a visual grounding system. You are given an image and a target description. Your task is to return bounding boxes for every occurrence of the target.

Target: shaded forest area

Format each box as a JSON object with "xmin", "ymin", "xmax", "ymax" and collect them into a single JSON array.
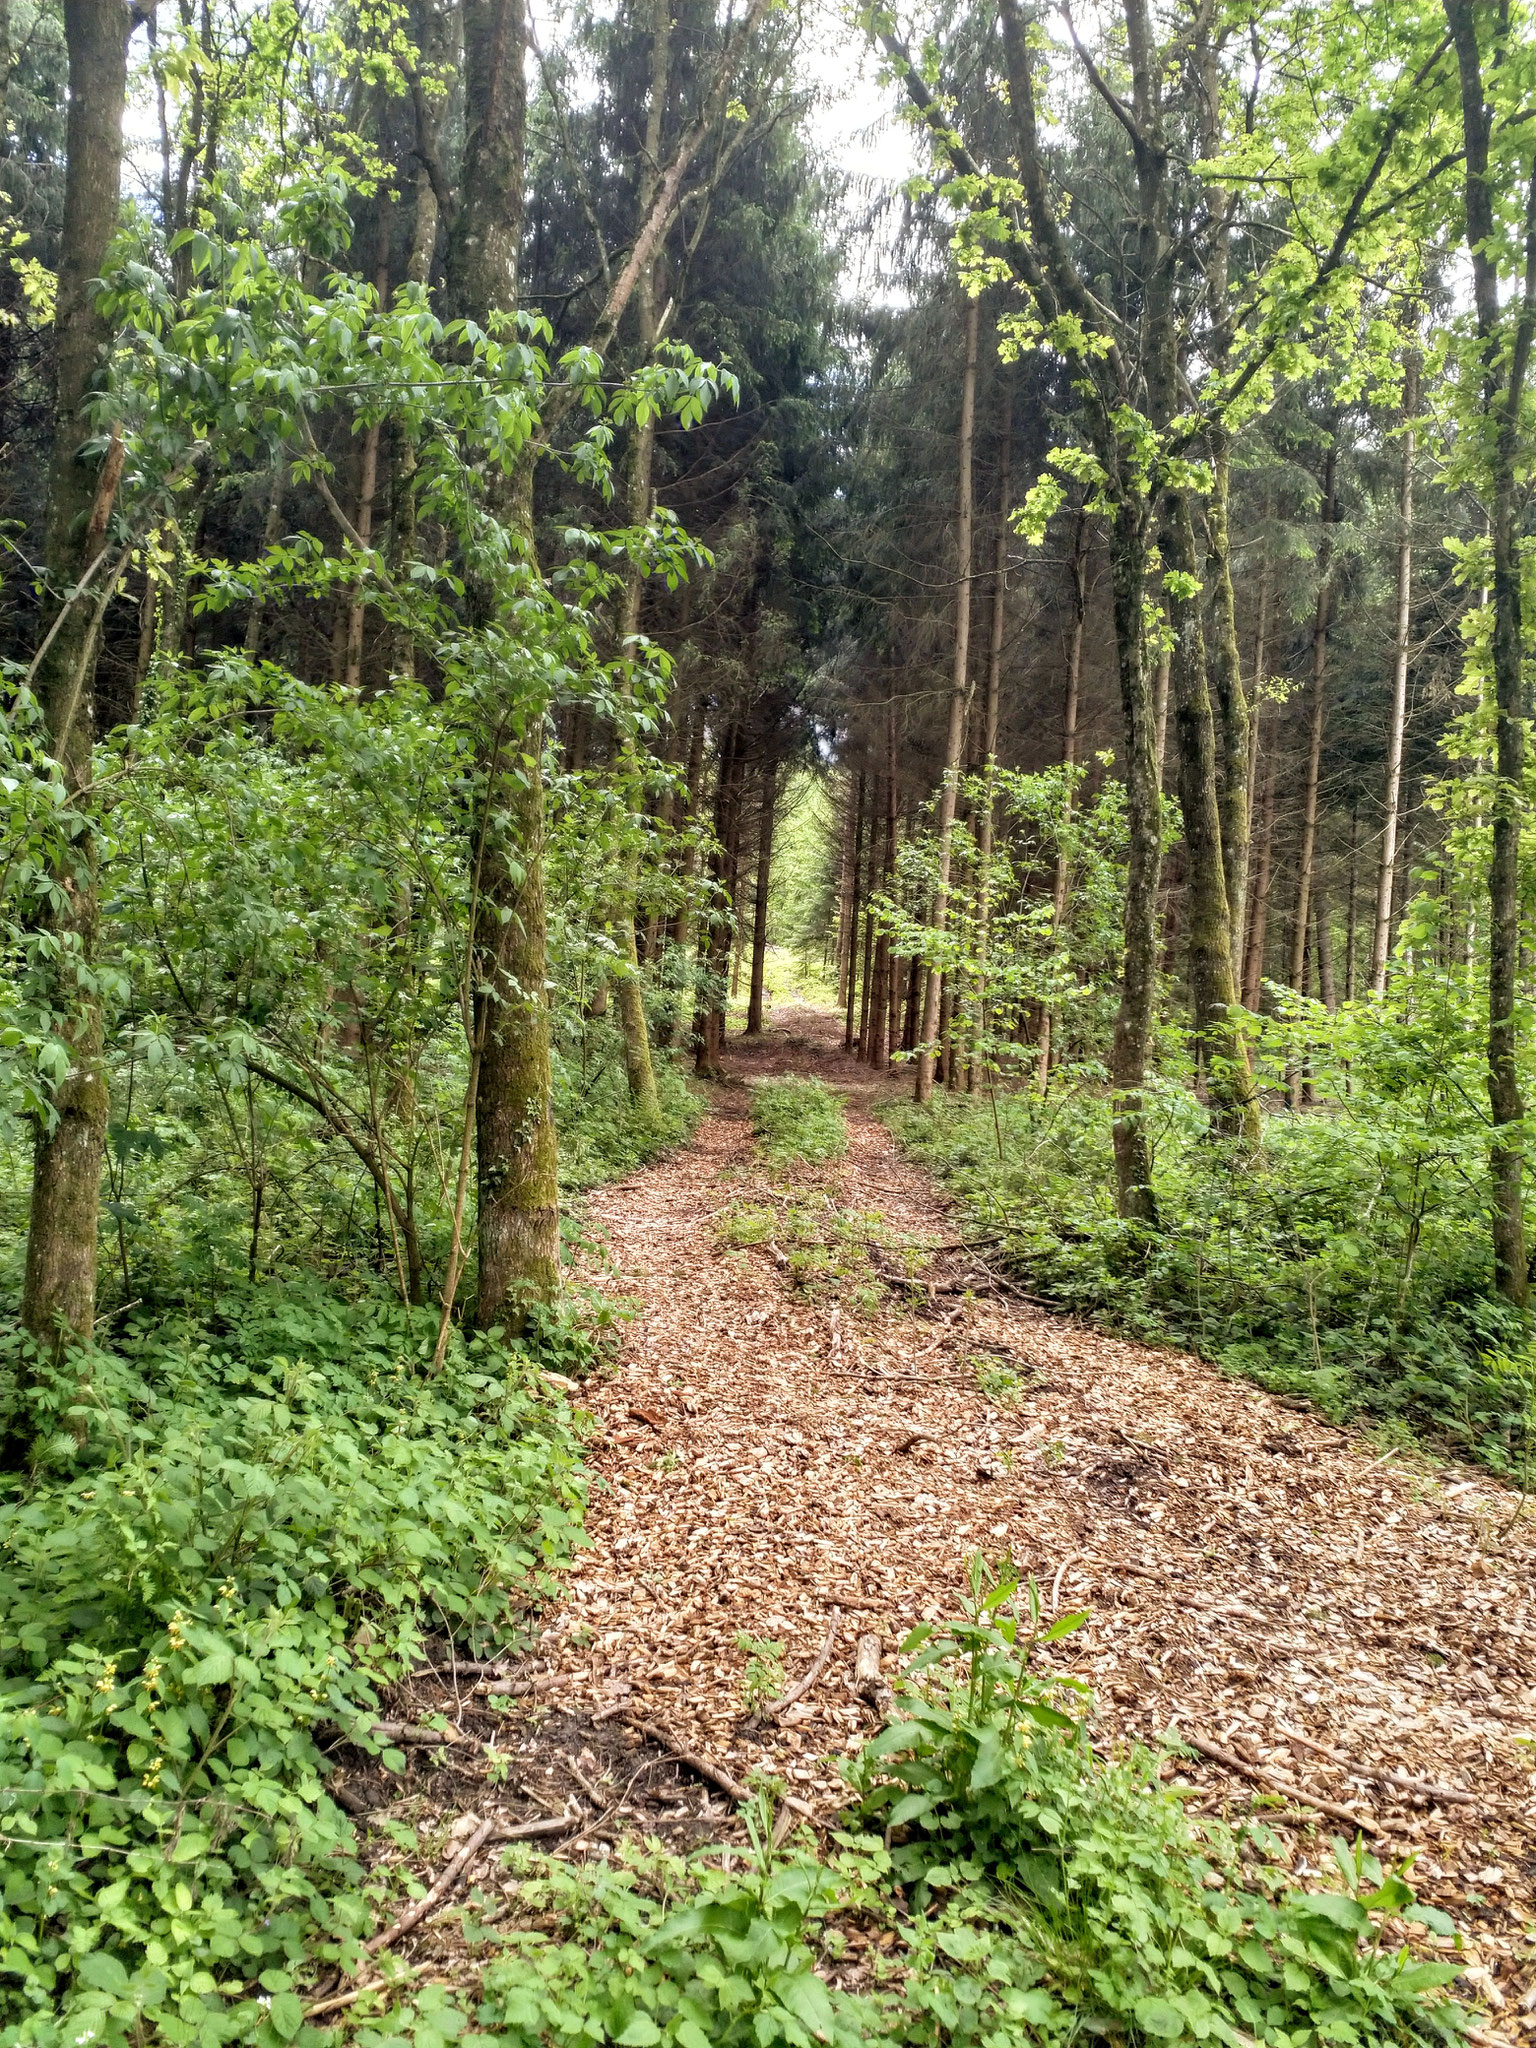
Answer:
[{"xmin": 0, "ymin": 0, "xmax": 1533, "ymax": 2036}]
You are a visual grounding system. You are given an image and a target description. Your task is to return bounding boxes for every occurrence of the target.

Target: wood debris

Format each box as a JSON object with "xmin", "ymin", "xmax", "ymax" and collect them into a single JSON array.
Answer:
[{"xmin": 362, "ymin": 1009, "xmax": 1536, "ymax": 2018}]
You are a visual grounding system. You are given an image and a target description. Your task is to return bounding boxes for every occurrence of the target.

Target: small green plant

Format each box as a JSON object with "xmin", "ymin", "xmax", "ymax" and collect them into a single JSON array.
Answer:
[
  {"xmin": 737, "ymin": 1632, "xmax": 787, "ymax": 1713},
  {"xmin": 475, "ymin": 1836, "xmax": 882, "ymax": 2048},
  {"xmin": 750, "ymin": 1077, "xmax": 849, "ymax": 1168},
  {"xmin": 716, "ymin": 1191, "xmax": 930, "ymax": 1308},
  {"xmin": 1483, "ymin": 1345, "xmax": 1536, "ymax": 1538},
  {"xmin": 971, "ymin": 1353, "xmax": 1025, "ymax": 1406},
  {"xmin": 848, "ymin": 1554, "xmax": 1468, "ymax": 2048}
]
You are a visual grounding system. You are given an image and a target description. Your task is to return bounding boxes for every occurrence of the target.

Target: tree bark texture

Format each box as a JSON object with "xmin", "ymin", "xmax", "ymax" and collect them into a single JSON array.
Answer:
[
  {"xmin": 20, "ymin": 0, "xmax": 131, "ymax": 1367},
  {"xmin": 1371, "ymin": 346, "xmax": 1419, "ymax": 997},
  {"xmin": 974, "ymin": 370, "xmax": 1012, "ymax": 1087},
  {"xmin": 440, "ymin": 0, "xmax": 561, "ymax": 1333},
  {"xmin": 1291, "ymin": 439, "xmax": 1338, "ymax": 996},
  {"xmin": 915, "ymin": 295, "xmax": 978, "ymax": 1103},
  {"xmin": 1038, "ymin": 503, "xmax": 1086, "ymax": 1090},
  {"xmin": 1165, "ymin": 492, "xmax": 1260, "ymax": 1144},
  {"xmin": 1445, "ymin": 0, "xmax": 1536, "ymax": 1303}
]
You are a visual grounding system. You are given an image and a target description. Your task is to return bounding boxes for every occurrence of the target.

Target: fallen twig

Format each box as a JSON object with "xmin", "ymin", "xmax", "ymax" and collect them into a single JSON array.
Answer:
[
  {"xmin": 766, "ymin": 1608, "xmax": 840, "ymax": 1717},
  {"xmin": 305, "ymin": 1959, "xmax": 438, "ymax": 2020},
  {"xmin": 365, "ymin": 1815, "xmax": 499, "ymax": 1955},
  {"xmin": 409, "ymin": 1659, "xmax": 510, "ymax": 1682},
  {"xmin": 1179, "ymin": 1733, "xmax": 1384, "ymax": 1835},
  {"xmin": 623, "ymin": 1712, "xmax": 818, "ymax": 1824},
  {"xmin": 370, "ymin": 1720, "xmax": 469, "ymax": 1748},
  {"xmin": 910, "ymin": 1310, "xmax": 965, "ymax": 1363},
  {"xmin": 1278, "ymin": 1725, "xmax": 1475, "ymax": 1806},
  {"xmin": 361, "ymin": 1810, "xmax": 577, "ymax": 1964}
]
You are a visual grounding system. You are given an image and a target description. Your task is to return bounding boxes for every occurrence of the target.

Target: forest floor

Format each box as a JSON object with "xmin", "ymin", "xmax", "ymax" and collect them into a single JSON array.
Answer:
[{"xmin": 347, "ymin": 1002, "xmax": 1536, "ymax": 2028}]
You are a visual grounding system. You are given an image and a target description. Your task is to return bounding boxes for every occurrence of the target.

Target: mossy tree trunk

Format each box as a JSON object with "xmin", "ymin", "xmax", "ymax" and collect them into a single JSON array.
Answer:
[{"xmin": 18, "ymin": 0, "xmax": 132, "ymax": 1393}]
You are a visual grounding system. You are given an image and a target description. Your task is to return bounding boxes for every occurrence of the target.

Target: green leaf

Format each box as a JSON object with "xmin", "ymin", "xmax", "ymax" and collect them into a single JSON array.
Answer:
[
  {"xmin": 1291, "ymin": 1892, "xmax": 1370, "ymax": 1937},
  {"xmin": 1041, "ymin": 1609, "xmax": 1089, "ymax": 1642},
  {"xmin": 774, "ymin": 1966, "xmax": 835, "ymax": 2039},
  {"xmin": 1404, "ymin": 1904, "xmax": 1457, "ymax": 1940},
  {"xmin": 1133, "ymin": 1997, "xmax": 1187, "ymax": 2039},
  {"xmin": 615, "ymin": 2016, "xmax": 661, "ymax": 2046},
  {"xmin": 888, "ymin": 1793, "xmax": 935, "ymax": 1827},
  {"xmin": 935, "ymin": 1925, "xmax": 986, "ymax": 1962},
  {"xmin": 267, "ymin": 1990, "xmax": 304, "ymax": 2040},
  {"xmin": 968, "ymin": 1725, "xmax": 1009, "ymax": 1791},
  {"xmin": 183, "ymin": 1650, "xmax": 235, "ymax": 1687},
  {"xmin": 75, "ymin": 1951, "xmax": 130, "ymax": 1994}
]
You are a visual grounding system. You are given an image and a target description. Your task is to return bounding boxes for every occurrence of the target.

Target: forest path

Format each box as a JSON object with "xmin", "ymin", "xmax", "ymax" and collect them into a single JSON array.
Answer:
[
  {"xmin": 378, "ymin": 1003, "xmax": 1536, "ymax": 2017},
  {"xmin": 536, "ymin": 1002, "xmax": 1536, "ymax": 2001}
]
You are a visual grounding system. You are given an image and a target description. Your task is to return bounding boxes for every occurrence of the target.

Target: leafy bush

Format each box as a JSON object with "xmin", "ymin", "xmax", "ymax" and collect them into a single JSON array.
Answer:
[
  {"xmin": 884, "ymin": 988, "xmax": 1536, "ymax": 1467},
  {"xmin": 0, "ymin": 1285, "xmax": 588, "ymax": 2048},
  {"xmin": 850, "ymin": 1558, "xmax": 1467, "ymax": 2048},
  {"xmin": 749, "ymin": 1079, "xmax": 848, "ymax": 1168},
  {"xmin": 476, "ymin": 1814, "xmax": 881, "ymax": 2048},
  {"xmin": 451, "ymin": 1561, "xmax": 1468, "ymax": 2048},
  {"xmin": 555, "ymin": 1030, "xmax": 703, "ymax": 1192}
]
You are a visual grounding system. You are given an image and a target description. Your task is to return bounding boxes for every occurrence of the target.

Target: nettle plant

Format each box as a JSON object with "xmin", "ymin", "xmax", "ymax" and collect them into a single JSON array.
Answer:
[{"xmin": 849, "ymin": 1555, "xmax": 1467, "ymax": 2048}]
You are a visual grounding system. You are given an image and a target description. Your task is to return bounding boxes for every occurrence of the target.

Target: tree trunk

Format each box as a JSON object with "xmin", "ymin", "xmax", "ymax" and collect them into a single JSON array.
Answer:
[
  {"xmin": 745, "ymin": 756, "xmax": 776, "ymax": 1034},
  {"xmin": 975, "ymin": 370, "xmax": 1011, "ymax": 1085},
  {"xmin": 1107, "ymin": 501, "xmax": 1162, "ymax": 1223},
  {"xmin": 1038, "ymin": 503, "xmax": 1086, "ymax": 1088},
  {"xmin": 1444, "ymin": 0, "xmax": 1536, "ymax": 1301},
  {"xmin": 1314, "ymin": 885, "xmax": 1337, "ymax": 1013},
  {"xmin": 663, "ymin": 696, "xmax": 705, "ymax": 1048},
  {"xmin": 1371, "ymin": 345, "xmax": 1419, "ymax": 997},
  {"xmin": 1239, "ymin": 539, "xmax": 1272, "ymax": 987},
  {"xmin": 344, "ymin": 197, "xmax": 392, "ymax": 694},
  {"xmin": 19, "ymin": 0, "xmax": 131, "ymax": 1373},
  {"xmin": 1344, "ymin": 802, "xmax": 1359, "ymax": 1002},
  {"xmin": 843, "ymin": 771, "xmax": 866, "ymax": 1050},
  {"xmin": 1242, "ymin": 745, "xmax": 1275, "ymax": 1011},
  {"xmin": 1152, "ymin": 647, "xmax": 1171, "ymax": 790},
  {"xmin": 1291, "ymin": 438, "xmax": 1338, "ymax": 995},
  {"xmin": 1205, "ymin": 440, "xmax": 1250, "ymax": 984},
  {"xmin": 857, "ymin": 784, "xmax": 877, "ymax": 1056},
  {"xmin": 915, "ymin": 295, "xmax": 979, "ymax": 1103},
  {"xmin": 439, "ymin": 0, "xmax": 560, "ymax": 1334},
  {"xmin": 872, "ymin": 710, "xmax": 899, "ymax": 1070},
  {"xmin": 606, "ymin": 0, "xmax": 672, "ymax": 1115},
  {"xmin": 1164, "ymin": 492, "xmax": 1260, "ymax": 1145}
]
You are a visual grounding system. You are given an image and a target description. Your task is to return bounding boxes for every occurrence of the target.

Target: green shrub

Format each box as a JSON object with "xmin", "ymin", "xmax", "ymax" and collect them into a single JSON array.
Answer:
[
  {"xmin": 849, "ymin": 1557, "xmax": 1467, "ymax": 2048},
  {"xmin": 556, "ymin": 1032, "xmax": 703, "ymax": 1192},
  {"xmin": 884, "ymin": 1049, "xmax": 1533, "ymax": 1468},
  {"xmin": 476, "ymin": 1815, "xmax": 882, "ymax": 2048},
  {"xmin": 0, "ymin": 1284, "xmax": 588, "ymax": 2048},
  {"xmin": 750, "ymin": 1079, "xmax": 848, "ymax": 1168},
  {"xmin": 455, "ymin": 1559, "xmax": 1467, "ymax": 2048}
]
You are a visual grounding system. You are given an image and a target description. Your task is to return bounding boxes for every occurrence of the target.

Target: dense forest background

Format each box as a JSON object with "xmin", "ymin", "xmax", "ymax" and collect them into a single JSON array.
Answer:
[{"xmin": 0, "ymin": 0, "xmax": 1533, "ymax": 2035}]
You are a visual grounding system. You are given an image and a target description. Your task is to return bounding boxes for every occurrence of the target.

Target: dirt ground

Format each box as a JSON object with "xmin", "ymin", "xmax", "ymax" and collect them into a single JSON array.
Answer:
[{"xmin": 340, "ymin": 1004, "xmax": 1536, "ymax": 2030}]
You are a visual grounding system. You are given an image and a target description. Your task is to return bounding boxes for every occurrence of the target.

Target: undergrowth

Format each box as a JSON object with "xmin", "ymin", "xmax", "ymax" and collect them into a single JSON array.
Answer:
[
  {"xmin": 882, "ymin": 1077, "xmax": 1534, "ymax": 1472},
  {"xmin": 0, "ymin": 1285, "xmax": 590, "ymax": 2048},
  {"xmin": 370, "ymin": 1559, "xmax": 1468, "ymax": 2048},
  {"xmin": 717, "ymin": 1187, "xmax": 927, "ymax": 1306},
  {"xmin": 749, "ymin": 1078, "xmax": 848, "ymax": 1168},
  {"xmin": 556, "ymin": 1039, "xmax": 702, "ymax": 1192}
]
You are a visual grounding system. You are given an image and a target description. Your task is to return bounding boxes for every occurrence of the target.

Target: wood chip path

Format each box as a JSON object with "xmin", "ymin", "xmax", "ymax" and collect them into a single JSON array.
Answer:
[{"xmin": 526, "ymin": 1005, "xmax": 1536, "ymax": 2022}]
